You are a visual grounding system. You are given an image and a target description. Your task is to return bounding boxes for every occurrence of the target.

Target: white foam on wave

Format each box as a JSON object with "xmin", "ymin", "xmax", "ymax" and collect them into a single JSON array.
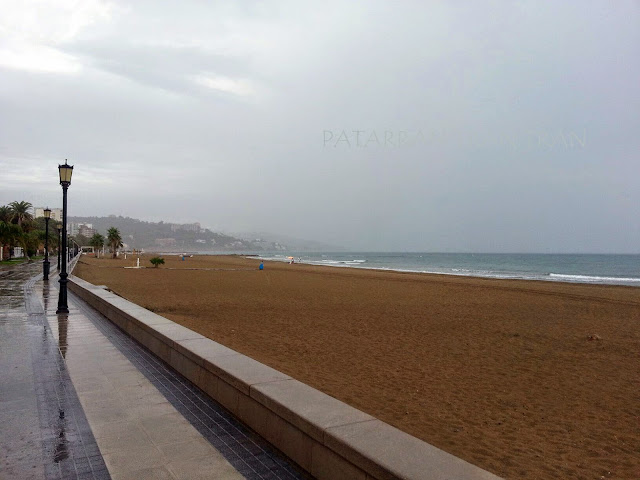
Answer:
[
  {"xmin": 248, "ymin": 255, "xmax": 291, "ymax": 263},
  {"xmin": 313, "ymin": 260, "xmax": 366, "ymax": 267},
  {"xmin": 549, "ymin": 273, "xmax": 640, "ymax": 283}
]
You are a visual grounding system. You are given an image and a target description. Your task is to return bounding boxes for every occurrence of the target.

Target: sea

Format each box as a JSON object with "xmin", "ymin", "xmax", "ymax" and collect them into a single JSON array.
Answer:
[{"xmin": 248, "ymin": 252, "xmax": 640, "ymax": 287}]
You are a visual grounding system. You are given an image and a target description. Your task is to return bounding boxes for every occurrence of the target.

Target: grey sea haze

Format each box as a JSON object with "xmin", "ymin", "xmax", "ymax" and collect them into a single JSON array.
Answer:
[{"xmin": 251, "ymin": 253, "xmax": 640, "ymax": 287}]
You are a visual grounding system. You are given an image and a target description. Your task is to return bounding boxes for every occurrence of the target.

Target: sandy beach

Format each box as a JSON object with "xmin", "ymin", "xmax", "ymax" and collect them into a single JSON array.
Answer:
[{"xmin": 74, "ymin": 254, "xmax": 640, "ymax": 479}]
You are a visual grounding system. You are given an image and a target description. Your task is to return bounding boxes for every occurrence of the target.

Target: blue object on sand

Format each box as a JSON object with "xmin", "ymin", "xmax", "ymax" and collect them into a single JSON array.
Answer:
[{"xmin": 259, "ymin": 262, "xmax": 264, "ymax": 270}]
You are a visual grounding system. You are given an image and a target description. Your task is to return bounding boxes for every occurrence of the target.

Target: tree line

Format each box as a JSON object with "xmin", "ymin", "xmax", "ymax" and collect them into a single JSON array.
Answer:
[
  {"xmin": 0, "ymin": 201, "xmax": 59, "ymax": 261},
  {"xmin": 88, "ymin": 227, "xmax": 124, "ymax": 259},
  {"xmin": 0, "ymin": 200, "xmax": 125, "ymax": 261}
]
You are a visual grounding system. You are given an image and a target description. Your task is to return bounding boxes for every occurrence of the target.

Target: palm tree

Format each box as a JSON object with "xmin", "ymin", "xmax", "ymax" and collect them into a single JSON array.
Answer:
[
  {"xmin": 107, "ymin": 227, "xmax": 123, "ymax": 259},
  {"xmin": 9, "ymin": 201, "xmax": 33, "ymax": 227},
  {"xmin": 19, "ymin": 230, "xmax": 40, "ymax": 261},
  {"xmin": 89, "ymin": 233, "xmax": 105, "ymax": 257},
  {"xmin": 0, "ymin": 205, "xmax": 12, "ymax": 223}
]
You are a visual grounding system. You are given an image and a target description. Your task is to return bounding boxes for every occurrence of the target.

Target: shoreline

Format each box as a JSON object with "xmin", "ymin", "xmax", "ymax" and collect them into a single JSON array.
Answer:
[
  {"xmin": 89, "ymin": 252, "xmax": 640, "ymax": 300},
  {"xmin": 252, "ymin": 256, "xmax": 640, "ymax": 288},
  {"xmin": 243, "ymin": 253, "xmax": 640, "ymax": 289},
  {"xmin": 131, "ymin": 250, "xmax": 640, "ymax": 288}
]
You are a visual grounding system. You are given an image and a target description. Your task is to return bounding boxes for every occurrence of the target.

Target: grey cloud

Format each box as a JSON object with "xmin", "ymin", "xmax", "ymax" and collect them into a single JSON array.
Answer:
[{"xmin": 64, "ymin": 43, "xmax": 254, "ymax": 95}]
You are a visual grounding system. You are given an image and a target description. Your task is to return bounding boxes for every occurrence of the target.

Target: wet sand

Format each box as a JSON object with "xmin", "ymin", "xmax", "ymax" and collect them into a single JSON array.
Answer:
[{"xmin": 74, "ymin": 254, "xmax": 640, "ymax": 479}]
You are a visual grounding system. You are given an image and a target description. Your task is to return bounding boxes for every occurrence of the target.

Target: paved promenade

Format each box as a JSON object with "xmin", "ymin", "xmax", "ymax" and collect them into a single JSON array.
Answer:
[{"xmin": 0, "ymin": 262, "xmax": 308, "ymax": 480}]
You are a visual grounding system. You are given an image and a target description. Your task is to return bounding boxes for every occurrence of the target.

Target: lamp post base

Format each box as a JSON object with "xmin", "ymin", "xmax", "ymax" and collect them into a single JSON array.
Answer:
[
  {"xmin": 43, "ymin": 260, "xmax": 50, "ymax": 281},
  {"xmin": 56, "ymin": 272, "xmax": 69, "ymax": 314}
]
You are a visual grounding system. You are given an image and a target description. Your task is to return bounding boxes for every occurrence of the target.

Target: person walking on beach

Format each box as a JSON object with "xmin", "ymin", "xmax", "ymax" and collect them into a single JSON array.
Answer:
[{"xmin": 259, "ymin": 261, "xmax": 264, "ymax": 270}]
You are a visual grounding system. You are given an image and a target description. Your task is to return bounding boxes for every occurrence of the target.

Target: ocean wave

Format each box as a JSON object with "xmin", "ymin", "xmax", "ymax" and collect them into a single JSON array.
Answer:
[
  {"xmin": 318, "ymin": 259, "xmax": 366, "ymax": 265},
  {"xmin": 250, "ymin": 255, "xmax": 291, "ymax": 263},
  {"xmin": 549, "ymin": 273, "xmax": 640, "ymax": 283}
]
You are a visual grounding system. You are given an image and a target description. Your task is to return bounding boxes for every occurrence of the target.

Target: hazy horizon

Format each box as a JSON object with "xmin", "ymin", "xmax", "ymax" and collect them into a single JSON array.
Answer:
[
  {"xmin": 60, "ymin": 213, "xmax": 640, "ymax": 254},
  {"xmin": 2, "ymin": 2, "xmax": 638, "ymax": 253}
]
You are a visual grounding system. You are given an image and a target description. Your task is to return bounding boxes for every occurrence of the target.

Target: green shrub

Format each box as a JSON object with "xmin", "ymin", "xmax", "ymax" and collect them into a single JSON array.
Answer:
[{"xmin": 150, "ymin": 257, "xmax": 165, "ymax": 268}]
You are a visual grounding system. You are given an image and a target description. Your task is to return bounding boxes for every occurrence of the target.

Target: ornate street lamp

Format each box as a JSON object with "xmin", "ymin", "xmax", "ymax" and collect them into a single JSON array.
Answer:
[
  {"xmin": 57, "ymin": 224, "xmax": 62, "ymax": 270},
  {"xmin": 56, "ymin": 160, "xmax": 73, "ymax": 314},
  {"xmin": 43, "ymin": 207, "xmax": 51, "ymax": 281}
]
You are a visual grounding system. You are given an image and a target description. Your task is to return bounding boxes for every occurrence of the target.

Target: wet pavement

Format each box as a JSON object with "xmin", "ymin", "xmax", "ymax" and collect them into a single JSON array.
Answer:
[
  {"xmin": 0, "ymin": 262, "xmax": 309, "ymax": 480},
  {"xmin": 1, "ymin": 262, "xmax": 109, "ymax": 479}
]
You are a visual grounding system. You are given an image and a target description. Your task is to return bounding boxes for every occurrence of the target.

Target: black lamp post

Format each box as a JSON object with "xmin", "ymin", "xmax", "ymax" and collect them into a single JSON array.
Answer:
[
  {"xmin": 43, "ymin": 207, "xmax": 51, "ymax": 280},
  {"xmin": 56, "ymin": 160, "xmax": 73, "ymax": 314},
  {"xmin": 72, "ymin": 238, "xmax": 80, "ymax": 258},
  {"xmin": 56, "ymin": 224, "xmax": 62, "ymax": 270}
]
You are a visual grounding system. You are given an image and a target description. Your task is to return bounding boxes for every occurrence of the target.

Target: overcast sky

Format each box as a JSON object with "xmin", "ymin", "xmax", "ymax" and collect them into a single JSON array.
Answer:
[{"xmin": 1, "ymin": 1, "xmax": 638, "ymax": 252}]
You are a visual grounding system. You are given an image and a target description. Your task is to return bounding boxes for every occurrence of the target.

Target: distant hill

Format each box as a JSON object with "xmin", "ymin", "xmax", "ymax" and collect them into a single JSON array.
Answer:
[
  {"xmin": 229, "ymin": 231, "xmax": 346, "ymax": 252},
  {"xmin": 68, "ymin": 215, "xmax": 284, "ymax": 252}
]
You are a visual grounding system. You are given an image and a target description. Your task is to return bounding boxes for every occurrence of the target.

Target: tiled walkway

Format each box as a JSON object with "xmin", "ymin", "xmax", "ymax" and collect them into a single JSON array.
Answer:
[{"xmin": 0, "ymin": 262, "xmax": 309, "ymax": 480}]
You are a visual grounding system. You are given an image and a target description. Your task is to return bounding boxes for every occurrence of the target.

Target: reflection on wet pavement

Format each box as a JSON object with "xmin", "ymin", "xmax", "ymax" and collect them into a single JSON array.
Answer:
[{"xmin": 0, "ymin": 263, "xmax": 110, "ymax": 480}]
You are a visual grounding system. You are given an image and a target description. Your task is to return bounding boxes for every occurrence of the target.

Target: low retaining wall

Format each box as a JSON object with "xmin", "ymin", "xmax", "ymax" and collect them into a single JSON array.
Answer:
[{"xmin": 68, "ymin": 275, "xmax": 501, "ymax": 480}]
